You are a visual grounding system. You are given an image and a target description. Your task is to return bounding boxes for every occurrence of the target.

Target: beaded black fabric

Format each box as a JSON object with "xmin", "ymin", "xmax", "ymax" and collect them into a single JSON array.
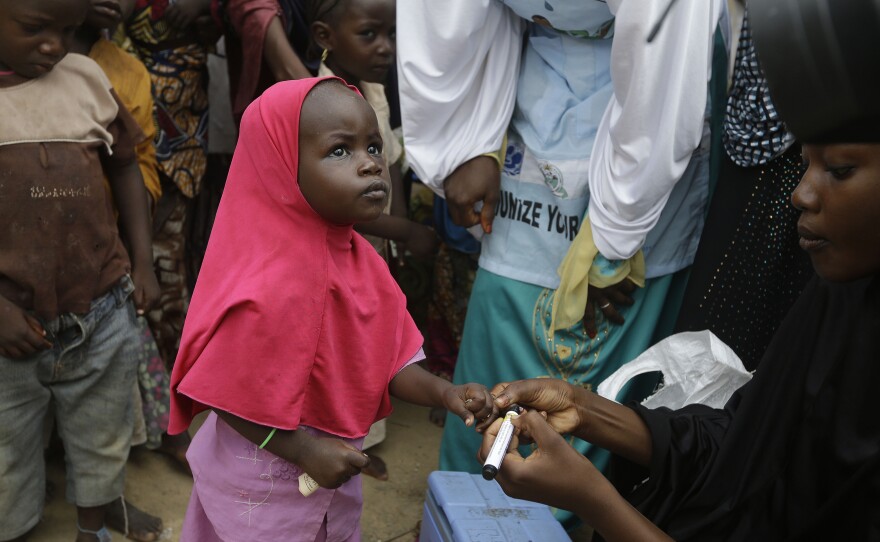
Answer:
[{"xmin": 676, "ymin": 146, "xmax": 814, "ymax": 371}]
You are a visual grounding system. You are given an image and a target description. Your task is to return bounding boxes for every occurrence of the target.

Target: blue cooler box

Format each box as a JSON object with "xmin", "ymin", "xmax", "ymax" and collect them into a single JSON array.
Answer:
[{"xmin": 420, "ymin": 471, "xmax": 571, "ymax": 542}]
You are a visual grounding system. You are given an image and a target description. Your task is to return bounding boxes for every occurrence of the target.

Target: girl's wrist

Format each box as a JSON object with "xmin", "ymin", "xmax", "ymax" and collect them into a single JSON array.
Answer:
[{"xmin": 281, "ymin": 429, "xmax": 312, "ymax": 466}]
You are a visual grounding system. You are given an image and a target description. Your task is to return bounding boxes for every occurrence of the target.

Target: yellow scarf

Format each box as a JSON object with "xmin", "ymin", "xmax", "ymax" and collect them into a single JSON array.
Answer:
[{"xmin": 550, "ymin": 217, "xmax": 646, "ymax": 334}]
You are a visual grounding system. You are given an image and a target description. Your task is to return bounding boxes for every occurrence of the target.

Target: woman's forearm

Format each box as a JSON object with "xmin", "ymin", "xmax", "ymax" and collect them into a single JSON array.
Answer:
[
  {"xmin": 583, "ymin": 477, "xmax": 674, "ymax": 542},
  {"xmin": 577, "ymin": 391, "xmax": 653, "ymax": 467}
]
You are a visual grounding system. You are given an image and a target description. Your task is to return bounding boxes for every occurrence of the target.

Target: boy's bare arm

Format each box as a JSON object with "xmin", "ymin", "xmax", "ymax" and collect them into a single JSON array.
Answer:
[{"xmin": 106, "ymin": 160, "xmax": 159, "ymax": 313}]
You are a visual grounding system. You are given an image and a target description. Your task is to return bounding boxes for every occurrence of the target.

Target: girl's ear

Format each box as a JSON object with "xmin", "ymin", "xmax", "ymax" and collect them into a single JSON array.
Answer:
[{"xmin": 311, "ymin": 21, "xmax": 334, "ymax": 54}]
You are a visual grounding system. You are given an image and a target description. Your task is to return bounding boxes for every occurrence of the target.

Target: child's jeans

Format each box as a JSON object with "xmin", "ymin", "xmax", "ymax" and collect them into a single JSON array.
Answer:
[{"xmin": 0, "ymin": 275, "xmax": 139, "ymax": 540}]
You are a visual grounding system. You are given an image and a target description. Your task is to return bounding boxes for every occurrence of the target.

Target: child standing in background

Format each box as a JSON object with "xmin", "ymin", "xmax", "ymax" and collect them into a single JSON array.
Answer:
[
  {"xmin": 71, "ymin": 1, "xmax": 169, "ymax": 540},
  {"xmin": 307, "ymin": 0, "xmax": 437, "ymax": 260},
  {"xmin": 120, "ymin": 0, "xmax": 214, "ymax": 376},
  {"xmin": 169, "ymin": 78, "xmax": 496, "ymax": 541},
  {"xmin": 119, "ymin": 0, "xmax": 222, "ymax": 477},
  {"xmin": 0, "ymin": 0, "xmax": 159, "ymax": 540}
]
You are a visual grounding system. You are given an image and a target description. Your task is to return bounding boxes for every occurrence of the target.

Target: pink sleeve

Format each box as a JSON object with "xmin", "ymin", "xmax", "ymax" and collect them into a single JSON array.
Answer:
[{"xmin": 394, "ymin": 347, "xmax": 426, "ymax": 378}]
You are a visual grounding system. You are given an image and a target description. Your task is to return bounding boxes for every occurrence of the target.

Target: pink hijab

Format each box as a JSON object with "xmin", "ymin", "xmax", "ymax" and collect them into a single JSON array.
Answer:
[{"xmin": 168, "ymin": 77, "xmax": 423, "ymax": 438}]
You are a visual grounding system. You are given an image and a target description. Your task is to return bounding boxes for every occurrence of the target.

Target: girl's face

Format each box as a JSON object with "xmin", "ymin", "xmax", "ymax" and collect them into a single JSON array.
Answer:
[
  {"xmin": 0, "ymin": 0, "xmax": 87, "ymax": 79},
  {"xmin": 315, "ymin": 0, "xmax": 395, "ymax": 85},
  {"xmin": 297, "ymin": 83, "xmax": 390, "ymax": 225},
  {"xmin": 793, "ymin": 143, "xmax": 880, "ymax": 282}
]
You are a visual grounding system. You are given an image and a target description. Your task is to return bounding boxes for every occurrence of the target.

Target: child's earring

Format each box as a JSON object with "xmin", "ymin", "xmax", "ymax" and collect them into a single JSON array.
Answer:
[{"xmin": 321, "ymin": 49, "xmax": 329, "ymax": 63}]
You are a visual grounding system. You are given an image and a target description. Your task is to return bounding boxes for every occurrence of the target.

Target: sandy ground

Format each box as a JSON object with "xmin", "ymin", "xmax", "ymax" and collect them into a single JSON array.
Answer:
[{"xmin": 29, "ymin": 399, "xmax": 594, "ymax": 542}]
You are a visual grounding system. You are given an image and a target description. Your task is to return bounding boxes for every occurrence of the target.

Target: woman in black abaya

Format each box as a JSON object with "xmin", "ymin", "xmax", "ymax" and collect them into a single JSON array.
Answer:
[{"xmin": 476, "ymin": 0, "xmax": 880, "ymax": 539}]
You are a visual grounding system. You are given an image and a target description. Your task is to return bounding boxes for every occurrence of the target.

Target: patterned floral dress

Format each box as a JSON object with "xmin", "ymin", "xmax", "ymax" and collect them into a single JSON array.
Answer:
[{"xmin": 124, "ymin": 0, "xmax": 211, "ymax": 371}]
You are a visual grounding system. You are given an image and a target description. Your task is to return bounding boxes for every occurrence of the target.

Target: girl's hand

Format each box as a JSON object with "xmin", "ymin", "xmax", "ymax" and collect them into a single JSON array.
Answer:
[
  {"xmin": 443, "ymin": 383, "xmax": 497, "ymax": 433},
  {"xmin": 130, "ymin": 266, "xmax": 160, "ymax": 316},
  {"xmin": 0, "ymin": 296, "xmax": 52, "ymax": 359},
  {"xmin": 296, "ymin": 436, "xmax": 371, "ymax": 489}
]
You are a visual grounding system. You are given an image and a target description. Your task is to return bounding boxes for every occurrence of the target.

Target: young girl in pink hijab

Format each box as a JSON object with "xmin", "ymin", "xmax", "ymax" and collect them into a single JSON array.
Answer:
[{"xmin": 168, "ymin": 77, "xmax": 496, "ymax": 541}]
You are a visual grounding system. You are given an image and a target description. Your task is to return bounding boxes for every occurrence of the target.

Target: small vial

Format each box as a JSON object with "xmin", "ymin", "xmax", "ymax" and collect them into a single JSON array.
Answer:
[
  {"xmin": 481, "ymin": 404, "xmax": 524, "ymax": 480},
  {"xmin": 299, "ymin": 473, "xmax": 319, "ymax": 496}
]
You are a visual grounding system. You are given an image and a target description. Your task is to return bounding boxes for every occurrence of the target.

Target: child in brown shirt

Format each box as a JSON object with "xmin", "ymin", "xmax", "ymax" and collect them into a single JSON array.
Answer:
[{"xmin": 0, "ymin": 0, "xmax": 159, "ymax": 540}]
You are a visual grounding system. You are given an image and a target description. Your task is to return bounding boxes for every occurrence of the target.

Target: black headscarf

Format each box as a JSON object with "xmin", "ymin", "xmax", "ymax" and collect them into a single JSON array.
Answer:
[
  {"xmin": 608, "ymin": 275, "xmax": 880, "ymax": 540},
  {"xmin": 750, "ymin": 0, "xmax": 880, "ymax": 143}
]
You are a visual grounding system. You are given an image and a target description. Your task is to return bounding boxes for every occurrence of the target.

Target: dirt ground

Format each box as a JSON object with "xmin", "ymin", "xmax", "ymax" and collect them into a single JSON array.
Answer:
[{"xmin": 30, "ymin": 399, "xmax": 594, "ymax": 542}]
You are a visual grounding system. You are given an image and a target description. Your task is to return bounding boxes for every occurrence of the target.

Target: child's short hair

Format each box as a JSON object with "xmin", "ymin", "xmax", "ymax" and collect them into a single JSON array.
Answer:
[
  {"xmin": 304, "ymin": 0, "xmax": 351, "ymax": 60},
  {"xmin": 305, "ymin": 0, "xmax": 349, "ymax": 24}
]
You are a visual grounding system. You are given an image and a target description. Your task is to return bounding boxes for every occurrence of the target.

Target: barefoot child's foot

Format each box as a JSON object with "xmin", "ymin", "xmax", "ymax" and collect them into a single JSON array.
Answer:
[
  {"xmin": 106, "ymin": 498, "xmax": 164, "ymax": 542},
  {"xmin": 157, "ymin": 431, "xmax": 191, "ymax": 474}
]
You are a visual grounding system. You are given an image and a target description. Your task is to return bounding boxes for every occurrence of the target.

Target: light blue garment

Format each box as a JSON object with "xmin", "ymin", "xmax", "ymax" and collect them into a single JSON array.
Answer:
[
  {"xmin": 483, "ymin": 132, "xmax": 711, "ymax": 288},
  {"xmin": 513, "ymin": 24, "xmax": 613, "ymax": 161},
  {"xmin": 479, "ymin": 0, "xmax": 713, "ymax": 288}
]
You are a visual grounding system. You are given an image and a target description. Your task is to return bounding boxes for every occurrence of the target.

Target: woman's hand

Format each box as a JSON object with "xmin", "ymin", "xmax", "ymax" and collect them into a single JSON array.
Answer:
[
  {"xmin": 495, "ymin": 377, "xmax": 655, "ymax": 468},
  {"xmin": 479, "ymin": 410, "xmax": 672, "ymax": 541},
  {"xmin": 295, "ymin": 435, "xmax": 371, "ymax": 489},
  {"xmin": 583, "ymin": 279, "xmax": 637, "ymax": 339},
  {"xmin": 443, "ymin": 156, "xmax": 500, "ymax": 234},
  {"xmin": 443, "ymin": 382, "xmax": 497, "ymax": 432},
  {"xmin": 491, "ymin": 378, "xmax": 588, "ymax": 437},
  {"xmin": 478, "ymin": 410, "xmax": 601, "ymax": 514}
]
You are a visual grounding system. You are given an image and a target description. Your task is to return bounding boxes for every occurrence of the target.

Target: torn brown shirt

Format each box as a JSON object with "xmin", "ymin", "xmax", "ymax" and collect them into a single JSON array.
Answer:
[{"xmin": 0, "ymin": 53, "xmax": 143, "ymax": 320}]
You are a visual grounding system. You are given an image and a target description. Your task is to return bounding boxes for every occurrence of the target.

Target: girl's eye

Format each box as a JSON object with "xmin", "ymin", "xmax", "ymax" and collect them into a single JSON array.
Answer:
[
  {"xmin": 330, "ymin": 147, "xmax": 349, "ymax": 158},
  {"xmin": 368, "ymin": 144, "xmax": 381, "ymax": 156},
  {"xmin": 21, "ymin": 24, "xmax": 44, "ymax": 34},
  {"xmin": 360, "ymin": 30, "xmax": 376, "ymax": 39},
  {"xmin": 827, "ymin": 166, "xmax": 854, "ymax": 180}
]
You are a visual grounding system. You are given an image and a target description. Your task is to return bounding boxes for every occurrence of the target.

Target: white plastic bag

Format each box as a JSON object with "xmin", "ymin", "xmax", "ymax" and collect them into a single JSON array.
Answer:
[{"xmin": 596, "ymin": 331, "xmax": 752, "ymax": 409}]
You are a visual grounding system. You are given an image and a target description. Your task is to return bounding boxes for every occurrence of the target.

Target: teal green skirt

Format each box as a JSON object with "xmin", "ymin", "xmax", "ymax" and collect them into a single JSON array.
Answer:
[{"xmin": 439, "ymin": 268, "xmax": 687, "ymax": 522}]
